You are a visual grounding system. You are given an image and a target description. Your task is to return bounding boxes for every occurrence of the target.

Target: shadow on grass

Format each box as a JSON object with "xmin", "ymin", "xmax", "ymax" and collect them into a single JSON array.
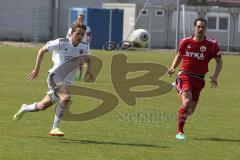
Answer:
[
  {"xmin": 26, "ymin": 135, "xmax": 169, "ymax": 148},
  {"xmin": 62, "ymin": 138, "xmax": 169, "ymax": 148},
  {"xmin": 193, "ymin": 137, "xmax": 240, "ymax": 143}
]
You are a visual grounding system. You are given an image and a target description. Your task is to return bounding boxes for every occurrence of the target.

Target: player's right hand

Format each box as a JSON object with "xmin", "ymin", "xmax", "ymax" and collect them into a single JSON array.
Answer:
[
  {"xmin": 84, "ymin": 72, "xmax": 95, "ymax": 82},
  {"xmin": 167, "ymin": 68, "xmax": 175, "ymax": 76},
  {"xmin": 210, "ymin": 76, "xmax": 218, "ymax": 88},
  {"xmin": 27, "ymin": 69, "xmax": 39, "ymax": 81}
]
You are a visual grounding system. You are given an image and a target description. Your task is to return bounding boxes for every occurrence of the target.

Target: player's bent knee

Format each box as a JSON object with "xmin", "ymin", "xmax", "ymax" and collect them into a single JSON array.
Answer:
[
  {"xmin": 183, "ymin": 99, "xmax": 192, "ymax": 107},
  {"xmin": 60, "ymin": 95, "xmax": 71, "ymax": 105}
]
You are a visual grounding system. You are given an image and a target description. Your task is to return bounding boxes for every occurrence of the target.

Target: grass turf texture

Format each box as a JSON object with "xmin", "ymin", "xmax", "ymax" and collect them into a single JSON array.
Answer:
[{"xmin": 0, "ymin": 44, "xmax": 240, "ymax": 160}]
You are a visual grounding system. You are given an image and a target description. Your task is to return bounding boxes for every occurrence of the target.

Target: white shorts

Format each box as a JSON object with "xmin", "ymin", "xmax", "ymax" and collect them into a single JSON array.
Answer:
[
  {"xmin": 46, "ymin": 72, "xmax": 71, "ymax": 103},
  {"xmin": 47, "ymin": 73, "xmax": 66, "ymax": 91}
]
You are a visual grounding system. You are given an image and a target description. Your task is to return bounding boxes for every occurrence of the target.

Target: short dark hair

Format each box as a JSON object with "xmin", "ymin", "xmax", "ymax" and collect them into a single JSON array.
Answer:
[
  {"xmin": 78, "ymin": 14, "xmax": 84, "ymax": 18},
  {"xmin": 194, "ymin": 18, "xmax": 207, "ymax": 26}
]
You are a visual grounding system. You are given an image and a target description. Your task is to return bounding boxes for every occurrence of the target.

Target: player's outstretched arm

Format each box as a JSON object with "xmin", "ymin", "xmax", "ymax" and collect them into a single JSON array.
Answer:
[
  {"xmin": 83, "ymin": 55, "xmax": 95, "ymax": 82},
  {"xmin": 210, "ymin": 56, "xmax": 223, "ymax": 88},
  {"xmin": 168, "ymin": 54, "xmax": 182, "ymax": 76},
  {"xmin": 84, "ymin": 55, "xmax": 91, "ymax": 74},
  {"xmin": 27, "ymin": 46, "xmax": 48, "ymax": 81}
]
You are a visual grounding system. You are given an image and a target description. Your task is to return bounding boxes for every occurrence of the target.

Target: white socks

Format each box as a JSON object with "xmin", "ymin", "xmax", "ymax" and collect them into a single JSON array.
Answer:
[
  {"xmin": 52, "ymin": 103, "xmax": 66, "ymax": 129},
  {"xmin": 22, "ymin": 102, "xmax": 38, "ymax": 112}
]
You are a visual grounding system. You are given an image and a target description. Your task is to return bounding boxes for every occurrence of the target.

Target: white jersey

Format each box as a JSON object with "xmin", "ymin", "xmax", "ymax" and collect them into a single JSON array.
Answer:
[
  {"xmin": 66, "ymin": 26, "xmax": 91, "ymax": 44},
  {"xmin": 45, "ymin": 38, "xmax": 90, "ymax": 84}
]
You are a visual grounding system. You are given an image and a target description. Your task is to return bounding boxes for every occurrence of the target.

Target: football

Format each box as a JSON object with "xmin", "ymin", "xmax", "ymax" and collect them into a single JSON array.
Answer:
[{"xmin": 128, "ymin": 29, "xmax": 150, "ymax": 48}]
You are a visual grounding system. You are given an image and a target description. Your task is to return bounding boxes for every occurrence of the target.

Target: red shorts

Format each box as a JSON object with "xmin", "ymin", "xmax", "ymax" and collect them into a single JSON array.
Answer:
[{"xmin": 175, "ymin": 71, "xmax": 205, "ymax": 102}]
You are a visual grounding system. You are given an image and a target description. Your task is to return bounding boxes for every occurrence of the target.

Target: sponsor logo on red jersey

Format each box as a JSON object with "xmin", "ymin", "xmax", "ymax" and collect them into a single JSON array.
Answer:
[{"xmin": 185, "ymin": 51, "xmax": 204, "ymax": 60}]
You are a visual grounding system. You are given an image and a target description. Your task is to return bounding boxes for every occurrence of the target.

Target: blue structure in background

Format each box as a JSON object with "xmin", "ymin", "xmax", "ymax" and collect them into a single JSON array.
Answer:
[{"xmin": 69, "ymin": 7, "xmax": 123, "ymax": 49}]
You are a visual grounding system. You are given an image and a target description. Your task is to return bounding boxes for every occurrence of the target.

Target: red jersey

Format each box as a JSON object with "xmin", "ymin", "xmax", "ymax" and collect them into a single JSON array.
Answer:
[{"xmin": 178, "ymin": 36, "xmax": 221, "ymax": 75}]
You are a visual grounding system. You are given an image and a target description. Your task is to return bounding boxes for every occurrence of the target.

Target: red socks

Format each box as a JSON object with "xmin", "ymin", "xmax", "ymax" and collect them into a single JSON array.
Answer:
[{"xmin": 177, "ymin": 106, "xmax": 189, "ymax": 133}]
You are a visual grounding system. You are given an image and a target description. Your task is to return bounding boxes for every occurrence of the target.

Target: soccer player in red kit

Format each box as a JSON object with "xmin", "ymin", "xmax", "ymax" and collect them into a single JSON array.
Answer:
[{"xmin": 168, "ymin": 18, "xmax": 223, "ymax": 140}]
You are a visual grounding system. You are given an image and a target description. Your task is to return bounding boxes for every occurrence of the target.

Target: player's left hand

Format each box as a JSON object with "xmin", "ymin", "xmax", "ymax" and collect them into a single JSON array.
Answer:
[
  {"xmin": 210, "ymin": 76, "xmax": 218, "ymax": 88},
  {"xmin": 84, "ymin": 72, "xmax": 95, "ymax": 82},
  {"xmin": 27, "ymin": 68, "xmax": 39, "ymax": 81},
  {"xmin": 167, "ymin": 68, "xmax": 175, "ymax": 76}
]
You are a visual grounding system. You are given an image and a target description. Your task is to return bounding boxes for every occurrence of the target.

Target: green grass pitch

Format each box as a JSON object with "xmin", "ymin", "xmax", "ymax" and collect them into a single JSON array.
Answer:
[{"xmin": 0, "ymin": 44, "xmax": 240, "ymax": 160}]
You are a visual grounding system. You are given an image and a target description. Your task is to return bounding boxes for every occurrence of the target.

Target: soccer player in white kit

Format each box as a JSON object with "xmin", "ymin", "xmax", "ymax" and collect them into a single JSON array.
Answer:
[
  {"xmin": 13, "ymin": 24, "xmax": 90, "ymax": 137},
  {"xmin": 67, "ymin": 14, "xmax": 92, "ymax": 80}
]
